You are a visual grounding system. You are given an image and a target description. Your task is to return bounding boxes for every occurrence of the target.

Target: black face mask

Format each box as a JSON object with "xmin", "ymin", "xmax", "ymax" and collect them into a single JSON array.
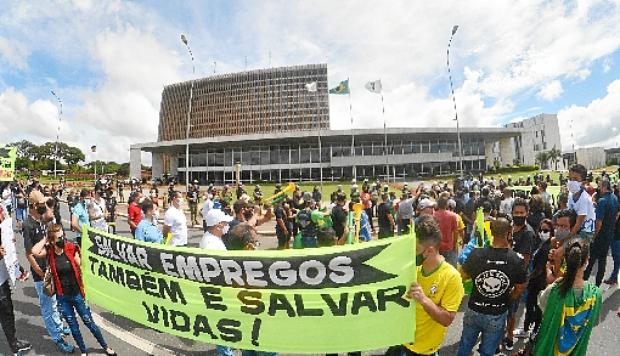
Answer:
[
  {"xmin": 513, "ymin": 216, "xmax": 526, "ymax": 226},
  {"xmin": 36, "ymin": 205, "xmax": 47, "ymax": 215},
  {"xmin": 243, "ymin": 210, "xmax": 253, "ymax": 221},
  {"xmin": 55, "ymin": 237, "xmax": 65, "ymax": 248}
]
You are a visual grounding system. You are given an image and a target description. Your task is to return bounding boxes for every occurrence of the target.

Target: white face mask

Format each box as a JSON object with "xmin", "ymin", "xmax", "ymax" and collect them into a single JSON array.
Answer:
[
  {"xmin": 177, "ymin": 198, "xmax": 185, "ymax": 206},
  {"xmin": 539, "ymin": 231, "xmax": 551, "ymax": 242},
  {"xmin": 221, "ymin": 225, "xmax": 230, "ymax": 235},
  {"xmin": 567, "ymin": 180, "xmax": 581, "ymax": 194}
]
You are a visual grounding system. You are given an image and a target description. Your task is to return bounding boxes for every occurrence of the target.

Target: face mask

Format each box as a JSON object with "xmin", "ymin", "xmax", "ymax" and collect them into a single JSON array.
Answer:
[
  {"xmin": 221, "ymin": 225, "xmax": 230, "ymax": 235},
  {"xmin": 55, "ymin": 237, "xmax": 65, "ymax": 248},
  {"xmin": 539, "ymin": 231, "xmax": 551, "ymax": 242},
  {"xmin": 84, "ymin": 199, "xmax": 91, "ymax": 205},
  {"xmin": 36, "ymin": 205, "xmax": 47, "ymax": 215},
  {"xmin": 513, "ymin": 216, "xmax": 526, "ymax": 226},
  {"xmin": 555, "ymin": 228, "xmax": 570, "ymax": 241},
  {"xmin": 415, "ymin": 249, "xmax": 427, "ymax": 266},
  {"xmin": 177, "ymin": 198, "xmax": 185, "ymax": 206},
  {"xmin": 567, "ymin": 180, "xmax": 581, "ymax": 194}
]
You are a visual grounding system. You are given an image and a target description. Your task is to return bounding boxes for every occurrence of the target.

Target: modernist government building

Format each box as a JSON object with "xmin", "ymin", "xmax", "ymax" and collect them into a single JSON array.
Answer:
[{"xmin": 130, "ymin": 63, "xmax": 562, "ymax": 183}]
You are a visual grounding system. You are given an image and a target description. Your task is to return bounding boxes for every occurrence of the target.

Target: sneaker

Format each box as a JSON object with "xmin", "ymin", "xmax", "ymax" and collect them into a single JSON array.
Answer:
[
  {"xmin": 15, "ymin": 340, "xmax": 31, "ymax": 352},
  {"xmin": 603, "ymin": 278, "xmax": 618, "ymax": 285},
  {"xmin": 504, "ymin": 337, "xmax": 514, "ymax": 351},
  {"xmin": 62, "ymin": 326, "xmax": 71, "ymax": 335},
  {"xmin": 494, "ymin": 346, "xmax": 503, "ymax": 355},
  {"xmin": 513, "ymin": 328, "xmax": 530, "ymax": 339},
  {"xmin": 55, "ymin": 339, "xmax": 75, "ymax": 353}
]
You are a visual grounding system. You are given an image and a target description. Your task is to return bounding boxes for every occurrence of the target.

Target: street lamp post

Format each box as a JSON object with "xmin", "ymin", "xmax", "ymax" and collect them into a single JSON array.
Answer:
[
  {"xmin": 50, "ymin": 90, "xmax": 62, "ymax": 178},
  {"xmin": 447, "ymin": 25, "xmax": 464, "ymax": 178},
  {"xmin": 181, "ymin": 34, "xmax": 195, "ymax": 192}
]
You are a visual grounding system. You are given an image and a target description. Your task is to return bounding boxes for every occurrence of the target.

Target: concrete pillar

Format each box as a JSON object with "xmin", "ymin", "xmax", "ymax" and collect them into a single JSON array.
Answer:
[
  {"xmin": 169, "ymin": 152, "xmax": 179, "ymax": 178},
  {"xmin": 499, "ymin": 137, "xmax": 515, "ymax": 167},
  {"xmin": 129, "ymin": 147, "xmax": 141, "ymax": 178},
  {"xmin": 152, "ymin": 152, "xmax": 164, "ymax": 180},
  {"xmin": 484, "ymin": 140, "xmax": 496, "ymax": 170}
]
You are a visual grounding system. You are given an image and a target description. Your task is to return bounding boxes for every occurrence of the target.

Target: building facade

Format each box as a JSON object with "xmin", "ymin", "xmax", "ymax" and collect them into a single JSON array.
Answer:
[
  {"xmin": 130, "ymin": 64, "xmax": 562, "ymax": 183},
  {"xmin": 505, "ymin": 113, "xmax": 563, "ymax": 167},
  {"xmin": 158, "ymin": 64, "xmax": 329, "ymax": 141},
  {"xmin": 131, "ymin": 127, "xmax": 521, "ymax": 184}
]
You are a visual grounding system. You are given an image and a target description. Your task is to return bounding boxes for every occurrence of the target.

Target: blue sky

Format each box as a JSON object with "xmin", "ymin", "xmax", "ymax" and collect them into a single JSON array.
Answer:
[{"xmin": 1, "ymin": 0, "xmax": 620, "ymax": 163}]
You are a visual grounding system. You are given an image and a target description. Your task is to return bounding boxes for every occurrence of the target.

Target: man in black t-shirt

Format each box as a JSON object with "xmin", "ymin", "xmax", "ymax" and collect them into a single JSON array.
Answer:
[
  {"xmin": 456, "ymin": 217, "xmax": 527, "ymax": 356},
  {"xmin": 330, "ymin": 193, "xmax": 348, "ymax": 244},
  {"xmin": 274, "ymin": 202, "xmax": 290, "ymax": 249},
  {"xmin": 297, "ymin": 200, "xmax": 318, "ymax": 248},
  {"xmin": 504, "ymin": 198, "xmax": 534, "ymax": 350},
  {"xmin": 377, "ymin": 194, "xmax": 395, "ymax": 239}
]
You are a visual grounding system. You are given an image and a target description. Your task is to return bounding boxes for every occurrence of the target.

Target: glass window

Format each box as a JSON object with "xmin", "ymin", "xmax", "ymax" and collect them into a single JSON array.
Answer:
[
  {"xmin": 430, "ymin": 141, "xmax": 440, "ymax": 153},
  {"xmin": 250, "ymin": 150, "xmax": 260, "ymax": 165},
  {"xmin": 290, "ymin": 146, "xmax": 300, "ymax": 164},
  {"xmin": 191, "ymin": 152, "xmax": 206, "ymax": 166},
  {"xmin": 260, "ymin": 149, "xmax": 270, "ymax": 165},
  {"xmin": 421, "ymin": 141, "xmax": 430, "ymax": 153},
  {"xmin": 403, "ymin": 141, "xmax": 413, "ymax": 154},
  {"xmin": 224, "ymin": 149, "xmax": 233, "ymax": 166},
  {"xmin": 301, "ymin": 146, "xmax": 312, "ymax": 164},
  {"xmin": 332, "ymin": 145, "xmax": 342, "ymax": 157}
]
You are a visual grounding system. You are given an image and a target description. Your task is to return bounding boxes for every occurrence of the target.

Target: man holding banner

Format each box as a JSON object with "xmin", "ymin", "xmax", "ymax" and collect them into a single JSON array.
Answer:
[{"xmin": 403, "ymin": 215, "xmax": 464, "ymax": 356}]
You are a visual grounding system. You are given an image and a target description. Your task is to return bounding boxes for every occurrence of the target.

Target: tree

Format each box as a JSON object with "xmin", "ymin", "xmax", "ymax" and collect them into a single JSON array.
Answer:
[
  {"xmin": 535, "ymin": 151, "xmax": 550, "ymax": 170},
  {"xmin": 547, "ymin": 146, "xmax": 562, "ymax": 171},
  {"xmin": 63, "ymin": 146, "xmax": 85, "ymax": 165}
]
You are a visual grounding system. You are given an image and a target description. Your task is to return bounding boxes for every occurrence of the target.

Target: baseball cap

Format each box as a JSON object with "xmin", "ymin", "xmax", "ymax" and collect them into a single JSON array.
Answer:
[
  {"xmin": 418, "ymin": 198, "xmax": 436, "ymax": 210},
  {"xmin": 205, "ymin": 209, "xmax": 233, "ymax": 227},
  {"xmin": 28, "ymin": 190, "xmax": 50, "ymax": 204}
]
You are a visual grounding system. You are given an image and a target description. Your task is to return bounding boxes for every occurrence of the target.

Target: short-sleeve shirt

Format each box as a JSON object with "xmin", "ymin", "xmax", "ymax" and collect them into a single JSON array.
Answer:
[
  {"xmin": 405, "ymin": 262, "xmax": 464, "ymax": 355},
  {"xmin": 512, "ymin": 224, "xmax": 535, "ymax": 258},
  {"xmin": 434, "ymin": 209, "xmax": 458, "ymax": 253},
  {"xmin": 200, "ymin": 231, "xmax": 227, "ymax": 250},
  {"xmin": 201, "ymin": 199, "xmax": 214, "ymax": 222},
  {"xmin": 71, "ymin": 202, "xmax": 90, "ymax": 237},
  {"xmin": 164, "ymin": 206, "xmax": 188, "ymax": 246},
  {"xmin": 463, "ymin": 247, "xmax": 527, "ymax": 315},
  {"xmin": 397, "ymin": 198, "xmax": 414, "ymax": 220},
  {"xmin": 377, "ymin": 202, "xmax": 392, "ymax": 231},
  {"xmin": 135, "ymin": 219, "xmax": 163, "ymax": 244},
  {"xmin": 568, "ymin": 190, "xmax": 596, "ymax": 233},
  {"xmin": 128, "ymin": 203, "xmax": 142, "ymax": 230},
  {"xmin": 331, "ymin": 205, "xmax": 348, "ymax": 238},
  {"xmin": 361, "ymin": 192, "xmax": 372, "ymax": 209},
  {"xmin": 595, "ymin": 192, "xmax": 619, "ymax": 240},
  {"xmin": 275, "ymin": 206, "xmax": 286, "ymax": 234},
  {"xmin": 22, "ymin": 216, "xmax": 48, "ymax": 282}
]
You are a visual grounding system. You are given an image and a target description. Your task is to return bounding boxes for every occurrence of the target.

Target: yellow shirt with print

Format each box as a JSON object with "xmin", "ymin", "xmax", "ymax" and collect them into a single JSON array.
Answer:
[{"xmin": 404, "ymin": 262, "xmax": 464, "ymax": 355}]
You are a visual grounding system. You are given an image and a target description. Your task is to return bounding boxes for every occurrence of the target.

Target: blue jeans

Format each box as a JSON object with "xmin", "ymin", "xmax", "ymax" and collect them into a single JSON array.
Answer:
[
  {"xmin": 609, "ymin": 239, "xmax": 620, "ymax": 281},
  {"xmin": 456, "ymin": 309, "xmax": 507, "ymax": 356},
  {"xmin": 216, "ymin": 345, "xmax": 235, "ymax": 356},
  {"xmin": 33, "ymin": 281, "xmax": 64, "ymax": 342},
  {"xmin": 15, "ymin": 207, "xmax": 27, "ymax": 221},
  {"xmin": 301, "ymin": 236, "xmax": 317, "ymax": 248},
  {"xmin": 57, "ymin": 293, "xmax": 107, "ymax": 353},
  {"xmin": 242, "ymin": 351, "xmax": 278, "ymax": 356}
]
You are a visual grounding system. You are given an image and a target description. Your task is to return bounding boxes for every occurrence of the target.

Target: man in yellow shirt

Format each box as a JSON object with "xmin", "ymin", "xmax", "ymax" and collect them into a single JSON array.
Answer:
[{"xmin": 404, "ymin": 215, "xmax": 464, "ymax": 355}]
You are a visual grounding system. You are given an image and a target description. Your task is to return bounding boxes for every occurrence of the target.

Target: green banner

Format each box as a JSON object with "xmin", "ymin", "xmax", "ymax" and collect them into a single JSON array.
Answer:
[
  {"xmin": 82, "ymin": 227, "xmax": 416, "ymax": 353},
  {"xmin": 0, "ymin": 146, "xmax": 17, "ymax": 182}
]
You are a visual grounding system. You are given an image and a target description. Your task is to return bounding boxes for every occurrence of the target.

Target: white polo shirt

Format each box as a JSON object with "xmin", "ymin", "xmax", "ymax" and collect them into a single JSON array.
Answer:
[
  {"xmin": 164, "ymin": 205, "xmax": 188, "ymax": 246},
  {"xmin": 200, "ymin": 231, "xmax": 227, "ymax": 250}
]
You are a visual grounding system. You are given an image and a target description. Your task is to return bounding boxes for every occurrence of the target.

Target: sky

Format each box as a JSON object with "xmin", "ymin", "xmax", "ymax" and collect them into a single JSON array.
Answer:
[{"xmin": 1, "ymin": 0, "xmax": 620, "ymax": 165}]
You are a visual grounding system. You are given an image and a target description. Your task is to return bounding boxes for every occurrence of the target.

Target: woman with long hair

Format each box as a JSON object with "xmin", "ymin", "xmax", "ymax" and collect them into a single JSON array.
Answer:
[
  {"xmin": 31, "ymin": 224, "xmax": 116, "ymax": 356},
  {"xmin": 533, "ymin": 239, "xmax": 602, "ymax": 356}
]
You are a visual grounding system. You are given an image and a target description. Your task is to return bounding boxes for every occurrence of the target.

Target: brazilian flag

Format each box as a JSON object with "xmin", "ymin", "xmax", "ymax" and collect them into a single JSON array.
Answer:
[
  {"xmin": 533, "ymin": 282, "xmax": 602, "ymax": 356},
  {"xmin": 329, "ymin": 79, "xmax": 350, "ymax": 94}
]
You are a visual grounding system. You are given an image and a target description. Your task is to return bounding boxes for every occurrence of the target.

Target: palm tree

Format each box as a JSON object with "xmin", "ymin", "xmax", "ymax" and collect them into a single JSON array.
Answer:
[
  {"xmin": 535, "ymin": 151, "xmax": 550, "ymax": 169},
  {"xmin": 548, "ymin": 146, "xmax": 562, "ymax": 171}
]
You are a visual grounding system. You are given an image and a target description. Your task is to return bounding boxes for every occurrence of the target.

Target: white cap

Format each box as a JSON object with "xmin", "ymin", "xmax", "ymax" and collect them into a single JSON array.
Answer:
[
  {"xmin": 418, "ymin": 198, "xmax": 436, "ymax": 210},
  {"xmin": 205, "ymin": 209, "xmax": 233, "ymax": 227}
]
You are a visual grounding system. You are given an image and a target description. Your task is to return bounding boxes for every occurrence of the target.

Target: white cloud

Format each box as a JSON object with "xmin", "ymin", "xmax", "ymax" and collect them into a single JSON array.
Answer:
[
  {"xmin": 558, "ymin": 78, "xmax": 620, "ymax": 151},
  {"xmin": 537, "ymin": 80, "xmax": 564, "ymax": 101},
  {"xmin": 0, "ymin": 36, "xmax": 29, "ymax": 70},
  {"xmin": 0, "ymin": 88, "xmax": 57, "ymax": 141},
  {"xmin": 3, "ymin": 0, "xmax": 620, "ymax": 166}
]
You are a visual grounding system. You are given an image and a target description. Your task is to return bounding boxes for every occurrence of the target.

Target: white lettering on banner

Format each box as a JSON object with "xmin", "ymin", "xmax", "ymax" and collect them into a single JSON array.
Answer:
[
  {"xmin": 299, "ymin": 260, "xmax": 326, "ymax": 285},
  {"xmin": 269, "ymin": 261, "xmax": 296, "ymax": 286},
  {"xmin": 243, "ymin": 261, "xmax": 268, "ymax": 287}
]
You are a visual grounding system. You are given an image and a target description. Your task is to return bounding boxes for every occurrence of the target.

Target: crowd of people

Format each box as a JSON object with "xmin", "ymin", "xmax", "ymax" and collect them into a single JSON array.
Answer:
[{"xmin": 0, "ymin": 163, "xmax": 619, "ymax": 355}]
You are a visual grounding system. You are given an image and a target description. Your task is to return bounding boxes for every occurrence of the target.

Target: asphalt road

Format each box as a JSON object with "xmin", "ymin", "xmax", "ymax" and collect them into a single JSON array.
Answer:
[{"xmin": 3, "ymin": 199, "xmax": 619, "ymax": 355}]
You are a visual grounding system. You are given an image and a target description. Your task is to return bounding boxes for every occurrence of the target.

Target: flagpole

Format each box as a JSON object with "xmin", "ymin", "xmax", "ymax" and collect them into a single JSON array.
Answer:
[
  {"xmin": 348, "ymin": 78, "xmax": 356, "ymax": 181},
  {"xmin": 316, "ymin": 89, "xmax": 323, "ymax": 192},
  {"xmin": 381, "ymin": 90, "xmax": 388, "ymax": 183}
]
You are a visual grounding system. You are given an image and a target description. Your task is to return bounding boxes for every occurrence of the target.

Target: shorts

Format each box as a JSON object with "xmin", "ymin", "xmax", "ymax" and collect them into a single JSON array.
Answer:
[{"xmin": 507, "ymin": 298, "xmax": 520, "ymax": 317}]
